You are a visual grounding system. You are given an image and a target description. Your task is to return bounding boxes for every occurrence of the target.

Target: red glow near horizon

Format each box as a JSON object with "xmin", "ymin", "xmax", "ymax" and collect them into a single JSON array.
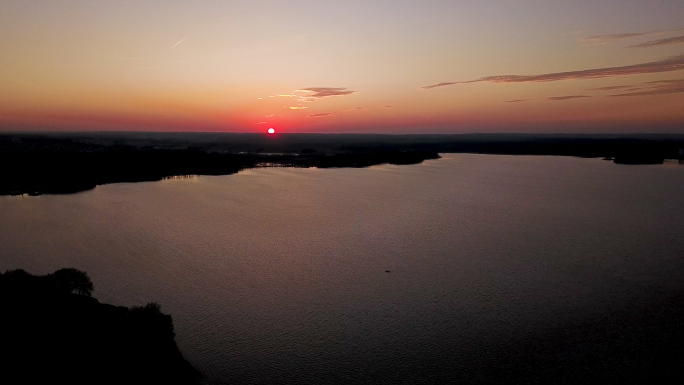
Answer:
[{"xmin": 267, "ymin": 128, "xmax": 275, "ymax": 134}]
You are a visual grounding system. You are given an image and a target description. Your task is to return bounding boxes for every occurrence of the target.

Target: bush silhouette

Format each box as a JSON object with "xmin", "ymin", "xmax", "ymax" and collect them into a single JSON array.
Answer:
[{"xmin": 49, "ymin": 268, "xmax": 94, "ymax": 296}]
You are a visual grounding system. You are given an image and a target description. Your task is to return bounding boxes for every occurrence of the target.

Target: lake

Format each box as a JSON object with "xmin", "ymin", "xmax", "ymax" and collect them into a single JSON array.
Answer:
[{"xmin": 2, "ymin": 154, "xmax": 684, "ymax": 384}]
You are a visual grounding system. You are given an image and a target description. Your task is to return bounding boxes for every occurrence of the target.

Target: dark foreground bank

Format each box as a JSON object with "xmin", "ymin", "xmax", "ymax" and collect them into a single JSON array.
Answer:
[
  {"xmin": 0, "ymin": 268, "xmax": 201, "ymax": 385},
  {"xmin": 1, "ymin": 132, "xmax": 683, "ymax": 195}
]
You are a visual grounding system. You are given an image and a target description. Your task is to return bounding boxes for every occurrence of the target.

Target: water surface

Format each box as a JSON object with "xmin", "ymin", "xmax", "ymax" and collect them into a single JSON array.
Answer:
[{"xmin": 2, "ymin": 154, "xmax": 684, "ymax": 383}]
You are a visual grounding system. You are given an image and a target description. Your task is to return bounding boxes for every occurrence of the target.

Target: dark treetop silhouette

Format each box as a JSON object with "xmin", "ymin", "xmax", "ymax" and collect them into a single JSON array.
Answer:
[{"xmin": 0, "ymin": 268, "xmax": 201, "ymax": 385}]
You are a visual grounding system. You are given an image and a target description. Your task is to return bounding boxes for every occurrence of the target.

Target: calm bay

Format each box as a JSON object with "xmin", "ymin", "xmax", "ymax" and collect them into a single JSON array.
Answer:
[{"xmin": 2, "ymin": 154, "xmax": 684, "ymax": 383}]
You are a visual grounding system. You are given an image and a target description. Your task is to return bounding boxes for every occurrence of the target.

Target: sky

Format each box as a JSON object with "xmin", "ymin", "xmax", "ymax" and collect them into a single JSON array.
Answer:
[{"xmin": 1, "ymin": 0, "xmax": 683, "ymax": 134}]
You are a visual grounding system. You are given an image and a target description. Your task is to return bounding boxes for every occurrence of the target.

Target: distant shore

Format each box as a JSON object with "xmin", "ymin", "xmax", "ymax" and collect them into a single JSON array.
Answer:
[{"xmin": 2, "ymin": 132, "xmax": 682, "ymax": 196}]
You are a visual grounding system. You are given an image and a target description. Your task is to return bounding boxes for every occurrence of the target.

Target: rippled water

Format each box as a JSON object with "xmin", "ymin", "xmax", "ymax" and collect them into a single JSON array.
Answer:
[{"xmin": 2, "ymin": 154, "xmax": 684, "ymax": 384}]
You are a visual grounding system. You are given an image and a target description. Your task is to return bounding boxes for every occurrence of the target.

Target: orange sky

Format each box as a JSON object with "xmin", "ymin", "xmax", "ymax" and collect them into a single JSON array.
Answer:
[{"xmin": 1, "ymin": 1, "xmax": 683, "ymax": 133}]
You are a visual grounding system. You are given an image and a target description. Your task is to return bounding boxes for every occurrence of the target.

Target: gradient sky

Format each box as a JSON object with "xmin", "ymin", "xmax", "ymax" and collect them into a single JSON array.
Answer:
[{"xmin": 1, "ymin": 1, "xmax": 683, "ymax": 133}]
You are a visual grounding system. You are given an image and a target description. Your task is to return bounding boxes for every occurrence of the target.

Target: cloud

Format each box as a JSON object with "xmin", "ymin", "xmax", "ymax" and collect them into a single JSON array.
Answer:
[
  {"xmin": 421, "ymin": 56, "xmax": 684, "ymax": 89},
  {"xmin": 307, "ymin": 112, "xmax": 337, "ymax": 118},
  {"xmin": 306, "ymin": 106, "xmax": 379, "ymax": 118},
  {"xmin": 586, "ymin": 78, "xmax": 684, "ymax": 97},
  {"xmin": 421, "ymin": 82, "xmax": 459, "ymax": 89},
  {"xmin": 578, "ymin": 31, "xmax": 667, "ymax": 45},
  {"xmin": 648, "ymin": 79, "xmax": 684, "ymax": 83},
  {"xmin": 546, "ymin": 95, "xmax": 590, "ymax": 101},
  {"xmin": 288, "ymin": 106, "xmax": 308, "ymax": 110},
  {"xmin": 628, "ymin": 35, "xmax": 684, "ymax": 48},
  {"xmin": 506, "ymin": 99, "xmax": 531, "ymax": 103},
  {"xmin": 587, "ymin": 85, "xmax": 633, "ymax": 91},
  {"xmin": 577, "ymin": 28, "xmax": 684, "ymax": 45},
  {"xmin": 296, "ymin": 87, "xmax": 356, "ymax": 101},
  {"xmin": 260, "ymin": 87, "xmax": 356, "ymax": 104},
  {"xmin": 609, "ymin": 79, "xmax": 684, "ymax": 97}
]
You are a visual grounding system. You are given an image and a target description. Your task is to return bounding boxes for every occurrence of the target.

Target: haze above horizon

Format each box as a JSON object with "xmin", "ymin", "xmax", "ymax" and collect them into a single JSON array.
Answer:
[{"xmin": 1, "ymin": 1, "xmax": 683, "ymax": 134}]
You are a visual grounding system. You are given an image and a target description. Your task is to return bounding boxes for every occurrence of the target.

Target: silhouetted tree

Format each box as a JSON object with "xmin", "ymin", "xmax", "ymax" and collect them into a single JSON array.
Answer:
[
  {"xmin": 0, "ymin": 269, "xmax": 39, "ymax": 294},
  {"xmin": 1, "ymin": 269, "xmax": 33, "ymax": 283},
  {"xmin": 50, "ymin": 268, "xmax": 94, "ymax": 296}
]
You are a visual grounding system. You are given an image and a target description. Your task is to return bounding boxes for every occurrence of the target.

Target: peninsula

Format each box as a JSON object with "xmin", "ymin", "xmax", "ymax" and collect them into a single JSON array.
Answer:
[{"xmin": 0, "ymin": 268, "xmax": 201, "ymax": 385}]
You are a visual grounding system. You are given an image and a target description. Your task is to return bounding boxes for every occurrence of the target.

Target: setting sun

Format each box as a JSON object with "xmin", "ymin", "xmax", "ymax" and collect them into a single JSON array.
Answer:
[{"xmin": 267, "ymin": 128, "xmax": 275, "ymax": 134}]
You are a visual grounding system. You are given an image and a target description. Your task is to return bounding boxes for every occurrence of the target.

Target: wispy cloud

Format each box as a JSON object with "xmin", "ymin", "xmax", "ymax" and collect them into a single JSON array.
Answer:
[
  {"xmin": 260, "ymin": 87, "xmax": 357, "ymax": 112},
  {"xmin": 421, "ymin": 55, "xmax": 684, "ymax": 89},
  {"xmin": 421, "ymin": 82, "xmax": 460, "ymax": 89},
  {"xmin": 307, "ymin": 112, "xmax": 337, "ymax": 118},
  {"xmin": 306, "ymin": 106, "xmax": 381, "ymax": 118},
  {"xmin": 505, "ymin": 96, "xmax": 589, "ymax": 102},
  {"xmin": 628, "ymin": 35, "xmax": 684, "ymax": 48},
  {"xmin": 546, "ymin": 95, "xmax": 590, "ymax": 101},
  {"xmin": 587, "ymin": 85, "xmax": 633, "ymax": 91},
  {"xmin": 609, "ymin": 79, "xmax": 684, "ymax": 97},
  {"xmin": 263, "ymin": 87, "xmax": 357, "ymax": 103},
  {"xmin": 296, "ymin": 87, "xmax": 356, "ymax": 101},
  {"xmin": 577, "ymin": 28, "xmax": 683, "ymax": 46}
]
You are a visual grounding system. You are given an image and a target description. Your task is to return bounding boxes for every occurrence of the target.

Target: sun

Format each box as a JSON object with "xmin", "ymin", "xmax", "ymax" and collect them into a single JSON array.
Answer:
[{"xmin": 267, "ymin": 128, "xmax": 275, "ymax": 134}]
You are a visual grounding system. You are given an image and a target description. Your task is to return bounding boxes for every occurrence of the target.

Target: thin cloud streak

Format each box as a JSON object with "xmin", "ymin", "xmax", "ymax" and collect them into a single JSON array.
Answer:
[
  {"xmin": 578, "ymin": 28, "xmax": 684, "ymax": 45},
  {"xmin": 421, "ymin": 82, "xmax": 460, "ymax": 89},
  {"xmin": 628, "ymin": 35, "xmax": 684, "ymax": 48},
  {"xmin": 546, "ymin": 95, "xmax": 590, "ymax": 101},
  {"xmin": 588, "ymin": 85, "xmax": 633, "ymax": 91},
  {"xmin": 307, "ymin": 112, "xmax": 337, "ymax": 118},
  {"xmin": 306, "ymin": 106, "xmax": 382, "ymax": 118},
  {"xmin": 609, "ymin": 79, "xmax": 684, "ymax": 97},
  {"xmin": 421, "ymin": 56, "xmax": 684, "ymax": 89}
]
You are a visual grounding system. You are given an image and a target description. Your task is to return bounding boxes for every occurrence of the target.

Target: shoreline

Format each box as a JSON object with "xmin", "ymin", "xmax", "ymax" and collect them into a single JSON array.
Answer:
[
  {"xmin": 2, "ymin": 132, "xmax": 682, "ymax": 196},
  {"xmin": 0, "ymin": 150, "xmax": 441, "ymax": 196}
]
